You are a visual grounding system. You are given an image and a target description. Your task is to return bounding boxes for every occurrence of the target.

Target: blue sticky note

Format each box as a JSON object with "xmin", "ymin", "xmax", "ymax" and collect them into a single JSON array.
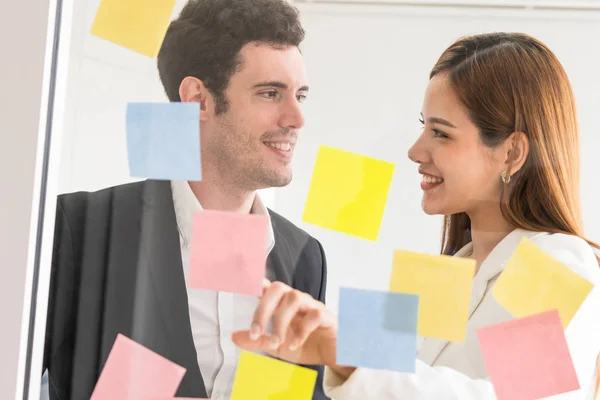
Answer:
[
  {"xmin": 126, "ymin": 102, "xmax": 201, "ymax": 180},
  {"xmin": 337, "ymin": 288, "xmax": 418, "ymax": 372}
]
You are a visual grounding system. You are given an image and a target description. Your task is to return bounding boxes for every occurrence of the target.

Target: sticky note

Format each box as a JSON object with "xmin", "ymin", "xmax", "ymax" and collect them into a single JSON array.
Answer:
[
  {"xmin": 188, "ymin": 210, "xmax": 269, "ymax": 296},
  {"xmin": 389, "ymin": 250, "xmax": 475, "ymax": 341},
  {"xmin": 302, "ymin": 145, "xmax": 394, "ymax": 241},
  {"xmin": 230, "ymin": 351, "xmax": 317, "ymax": 400},
  {"xmin": 337, "ymin": 288, "xmax": 418, "ymax": 372},
  {"xmin": 90, "ymin": 0, "xmax": 176, "ymax": 58},
  {"xmin": 126, "ymin": 102, "xmax": 201, "ymax": 181},
  {"xmin": 493, "ymin": 237, "xmax": 594, "ymax": 328},
  {"xmin": 477, "ymin": 310, "xmax": 579, "ymax": 400},
  {"xmin": 91, "ymin": 334, "xmax": 186, "ymax": 400}
]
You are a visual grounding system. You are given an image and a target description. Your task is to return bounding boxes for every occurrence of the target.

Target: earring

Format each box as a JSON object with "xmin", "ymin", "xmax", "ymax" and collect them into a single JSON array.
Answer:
[{"xmin": 501, "ymin": 170, "xmax": 511, "ymax": 184}]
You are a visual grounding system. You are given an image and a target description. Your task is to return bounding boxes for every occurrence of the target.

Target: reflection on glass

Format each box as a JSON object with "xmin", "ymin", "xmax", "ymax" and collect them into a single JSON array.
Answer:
[{"xmin": 36, "ymin": 0, "xmax": 600, "ymax": 399}]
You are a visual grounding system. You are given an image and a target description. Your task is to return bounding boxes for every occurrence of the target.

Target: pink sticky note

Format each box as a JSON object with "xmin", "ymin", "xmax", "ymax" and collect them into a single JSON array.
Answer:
[
  {"xmin": 477, "ymin": 310, "xmax": 579, "ymax": 400},
  {"xmin": 188, "ymin": 209, "xmax": 269, "ymax": 296},
  {"xmin": 91, "ymin": 334, "xmax": 186, "ymax": 400}
]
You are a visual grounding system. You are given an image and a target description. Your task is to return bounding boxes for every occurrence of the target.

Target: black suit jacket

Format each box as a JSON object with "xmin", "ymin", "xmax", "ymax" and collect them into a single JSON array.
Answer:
[{"xmin": 43, "ymin": 180, "xmax": 329, "ymax": 399}]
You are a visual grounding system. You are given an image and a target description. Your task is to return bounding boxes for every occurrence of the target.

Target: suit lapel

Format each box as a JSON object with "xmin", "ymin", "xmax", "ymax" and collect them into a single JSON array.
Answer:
[
  {"xmin": 418, "ymin": 229, "xmax": 547, "ymax": 365},
  {"xmin": 134, "ymin": 180, "xmax": 206, "ymax": 397},
  {"xmin": 266, "ymin": 211, "xmax": 293, "ymax": 286}
]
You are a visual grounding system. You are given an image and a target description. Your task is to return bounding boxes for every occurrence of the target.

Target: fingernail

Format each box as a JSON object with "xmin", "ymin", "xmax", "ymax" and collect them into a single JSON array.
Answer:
[
  {"xmin": 250, "ymin": 323, "xmax": 261, "ymax": 340},
  {"xmin": 289, "ymin": 342, "xmax": 298, "ymax": 351},
  {"xmin": 269, "ymin": 336, "xmax": 280, "ymax": 349}
]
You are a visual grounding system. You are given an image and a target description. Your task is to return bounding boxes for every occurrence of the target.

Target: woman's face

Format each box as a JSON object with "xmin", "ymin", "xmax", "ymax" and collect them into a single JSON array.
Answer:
[{"xmin": 408, "ymin": 73, "xmax": 509, "ymax": 217}]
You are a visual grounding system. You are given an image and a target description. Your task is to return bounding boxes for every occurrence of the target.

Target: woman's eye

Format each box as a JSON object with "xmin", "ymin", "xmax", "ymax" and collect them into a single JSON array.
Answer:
[
  {"xmin": 433, "ymin": 129, "xmax": 449, "ymax": 139},
  {"xmin": 419, "ymin": 118, "xmax": 425, "ymax": 126}
]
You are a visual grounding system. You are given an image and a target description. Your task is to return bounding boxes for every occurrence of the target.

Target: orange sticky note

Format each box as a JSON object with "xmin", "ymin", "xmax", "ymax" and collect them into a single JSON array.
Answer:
[
  {"xmin": 302, "ymin": 145, "xmax": 394, "ymax": 241},
  {"xmin": 91, "ymin": 334, "xmax": 186, "ymax": 400},
  {"xmin": 231, "ymin": 351, "xmax": 317, "ymax": 400},
  {"xmin": 188, "ymin": 210, "xmax": 270, "ymax": 296},
  {"xmin": 477, "ymin": 310, "xmax": 579, "ymax": 400},
  {"xmin": 90, "ymin": 0, "xmax": 176, "ymax": 57},
  {"xmin": 493, "ymin": 237, "xmax": 594, "ymax": 328},
  {"xmin": 390, "ymin": 250, "xmax": 475, "ymax": 341}
]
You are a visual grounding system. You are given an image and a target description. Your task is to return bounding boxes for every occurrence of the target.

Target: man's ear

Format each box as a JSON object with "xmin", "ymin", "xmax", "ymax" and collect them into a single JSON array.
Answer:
[
  {"xmin": 504, "ymin": 131, "xmax": 530, "ymax": 175},
  {"xmin": 179, "ymin": 76, "xmax": 215, "ymax": 121}
]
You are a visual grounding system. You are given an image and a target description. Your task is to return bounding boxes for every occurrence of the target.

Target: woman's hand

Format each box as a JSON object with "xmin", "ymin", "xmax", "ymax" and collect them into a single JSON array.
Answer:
[{"xmin": 232, "ymin": 279, "xmax": 354, "ymax": 377}]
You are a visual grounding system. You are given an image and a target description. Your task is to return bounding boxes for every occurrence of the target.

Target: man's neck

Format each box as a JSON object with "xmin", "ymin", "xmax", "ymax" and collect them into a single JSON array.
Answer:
[{"xmin": 187, "ymin": 177, "xmax": 256, "ymax": 214}]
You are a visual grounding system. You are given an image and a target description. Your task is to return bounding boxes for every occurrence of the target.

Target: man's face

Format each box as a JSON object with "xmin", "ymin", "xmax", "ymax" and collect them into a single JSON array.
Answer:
[{"xmin": 202, "ymin": 42, "xmax": 309, "ymax": 191}]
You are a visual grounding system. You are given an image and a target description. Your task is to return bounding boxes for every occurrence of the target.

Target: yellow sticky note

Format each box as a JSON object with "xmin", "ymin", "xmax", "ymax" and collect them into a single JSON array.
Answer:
[
  {"xmin": 493, "ymin": 237, "xmax": 594, "ymax": 328},
  {"xmin": 390, "ymin": 250, "xmax": 475, "ymax": 341},
  {"xmin": 90, "ymin": 0, "xmax": 176, "ymax": 58},
  {"xmin": 231, "ymin": 351, "xmax": 317, "ymax": 400},
  {"xmin": 302, "ymin": 146, "xmax": 395, "ymax": 241}
]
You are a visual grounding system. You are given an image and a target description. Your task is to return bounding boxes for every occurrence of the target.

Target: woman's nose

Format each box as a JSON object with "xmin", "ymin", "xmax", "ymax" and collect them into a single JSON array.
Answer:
[{"xmin": 408, "ymin": 135, "xmax": 428, "ymax": 164}]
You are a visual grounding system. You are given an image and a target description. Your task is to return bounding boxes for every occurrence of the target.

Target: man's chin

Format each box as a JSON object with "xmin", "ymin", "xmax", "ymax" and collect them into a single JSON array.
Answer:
[
  {"xmin": 263, "ymin": 171, "xmax": 293, "ymax": 188},
  {"xmin": 245, "ymin": 165, "xmax": 293, "ymax": 190},
  {"xmin": 268, "ymin": 175, "xmax": 293, "ymax": 188}
]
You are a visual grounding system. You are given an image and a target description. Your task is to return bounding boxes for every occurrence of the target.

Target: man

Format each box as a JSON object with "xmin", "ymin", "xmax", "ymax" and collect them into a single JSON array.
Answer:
[{"xmin": 42, "ymin": 0, "xmax": 329, "ymax": 398}]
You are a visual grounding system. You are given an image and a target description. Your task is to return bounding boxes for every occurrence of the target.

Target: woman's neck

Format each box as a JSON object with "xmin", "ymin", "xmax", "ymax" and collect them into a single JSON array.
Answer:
[{"xmin": 468, "ymin": 210, "xmax": 515, "ymax": 272}]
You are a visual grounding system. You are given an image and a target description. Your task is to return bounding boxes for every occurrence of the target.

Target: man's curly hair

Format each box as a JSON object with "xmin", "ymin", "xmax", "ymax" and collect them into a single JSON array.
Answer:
[{"xmin": 157, "ymin": 0, "xmax": 305, "ymax": 114}]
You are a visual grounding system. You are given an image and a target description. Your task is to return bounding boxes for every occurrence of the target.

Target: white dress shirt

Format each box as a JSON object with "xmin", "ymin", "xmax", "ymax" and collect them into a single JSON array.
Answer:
[
  {"xmin": 171, "ymin": 180, "xmax": 275, "ymax": 400},
  {"xmin": 324, "ymin": 229, "xmax": 600, "ymax": 399}
]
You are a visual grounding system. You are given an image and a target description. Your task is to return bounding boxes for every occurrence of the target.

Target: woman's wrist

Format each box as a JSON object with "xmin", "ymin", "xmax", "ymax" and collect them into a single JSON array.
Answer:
[
  {"xmin": 328, "ymin": 364, "xmax": 356, "ymax": 380},
  {"xmin": 317, "ymin": 323, "xmax": 355, "ymax": 379},
  {"xmin": 319, "ymin": 340, "xmax": 356, "ymax": 379}
]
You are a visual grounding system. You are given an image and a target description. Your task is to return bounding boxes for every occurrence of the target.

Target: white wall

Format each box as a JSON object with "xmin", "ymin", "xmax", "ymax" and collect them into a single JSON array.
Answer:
[
  {"xmin": 58, "ymin": 0, "xmax": 178, "ymax": 193},
  {"xmin": 56, "ymin": 0, "xmax": 280, "ymax": 205},
  {"xmin": 284, "ymin": 3, "xmax": 600, "ymax": 312},
  {"xmin": 57, "ymin": 1, "xmax": 600, "ymax": 317}
]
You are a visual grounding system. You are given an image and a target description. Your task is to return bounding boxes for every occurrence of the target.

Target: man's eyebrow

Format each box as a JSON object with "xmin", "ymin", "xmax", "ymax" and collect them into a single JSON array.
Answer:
[{"xmin": 251, "ymin": 81, "xmax": 309, "ymax": 92}]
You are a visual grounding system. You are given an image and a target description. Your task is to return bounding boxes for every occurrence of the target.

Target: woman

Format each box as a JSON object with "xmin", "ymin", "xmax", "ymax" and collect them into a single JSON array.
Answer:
[{"xmin": 232, "ymin": 32, "xmax": 600, "ymax": 399}]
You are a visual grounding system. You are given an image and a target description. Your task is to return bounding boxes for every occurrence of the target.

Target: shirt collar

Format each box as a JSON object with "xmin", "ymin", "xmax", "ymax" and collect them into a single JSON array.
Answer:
[{"xmin": 171, "ymin": 180, "xmax": 276, "ymax": 253}]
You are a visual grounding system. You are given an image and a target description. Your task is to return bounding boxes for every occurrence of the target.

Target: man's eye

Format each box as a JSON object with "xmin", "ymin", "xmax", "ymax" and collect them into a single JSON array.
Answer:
[{"xmin": 297, "ymin": 94, "xmax": 307, "ymax": 102}]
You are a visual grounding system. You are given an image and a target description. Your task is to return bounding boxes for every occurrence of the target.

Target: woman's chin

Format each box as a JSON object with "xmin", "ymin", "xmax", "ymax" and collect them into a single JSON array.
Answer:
[{"xmin": 421, "ymin": 200, "xmax": 445, "ymax": 216}]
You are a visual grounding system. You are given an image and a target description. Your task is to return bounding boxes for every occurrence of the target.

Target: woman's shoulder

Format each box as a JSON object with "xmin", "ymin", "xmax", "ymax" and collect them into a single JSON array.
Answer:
[{"xmin": 524, "ymin": 230, "xmax": 600, "ymax": 283}]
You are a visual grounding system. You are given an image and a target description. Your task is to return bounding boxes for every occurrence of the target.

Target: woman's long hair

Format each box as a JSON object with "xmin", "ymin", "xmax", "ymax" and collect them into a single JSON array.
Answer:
[{"xmin": 430, "ymin": 32, "xmax": 600, "ymax": 396}]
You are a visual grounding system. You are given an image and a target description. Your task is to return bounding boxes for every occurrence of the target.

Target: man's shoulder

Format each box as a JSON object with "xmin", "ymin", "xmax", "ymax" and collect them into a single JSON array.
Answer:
[
  {"xmin": 53, "ymin": 181, "xmax": 149, "ymax": 253},
  {"xmin": 58, "ymin": 180, "xmax": 146, "ymax": 209},
  {"xmin": 267, "ymin": 208, "xmax": 322, "ymax": 251},
  {"xmin": 268, "ymin": 208, "xmax": 309, "ymax": 236}
]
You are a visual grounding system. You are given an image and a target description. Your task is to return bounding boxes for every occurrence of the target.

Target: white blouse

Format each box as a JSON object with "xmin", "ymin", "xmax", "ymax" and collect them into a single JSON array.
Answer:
[{"xmin": 324, "ymin": 229, "xmax": 600, "ymax": 399}]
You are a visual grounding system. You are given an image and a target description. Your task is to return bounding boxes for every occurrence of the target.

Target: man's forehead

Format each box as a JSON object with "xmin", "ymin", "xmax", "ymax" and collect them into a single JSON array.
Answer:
[{"xmin": 236, "ymin": 42, "xmax": 308, "ymax": 88}]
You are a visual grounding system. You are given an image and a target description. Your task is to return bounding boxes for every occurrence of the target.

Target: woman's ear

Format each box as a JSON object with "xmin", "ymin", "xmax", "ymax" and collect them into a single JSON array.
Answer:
[
  {"xmin": 179, "ymin": 76, "xmax": 215, "ymax": 121},
  {"xmin": 504, "ymin": 131, "xmax": 530, "ymax": 175}
]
